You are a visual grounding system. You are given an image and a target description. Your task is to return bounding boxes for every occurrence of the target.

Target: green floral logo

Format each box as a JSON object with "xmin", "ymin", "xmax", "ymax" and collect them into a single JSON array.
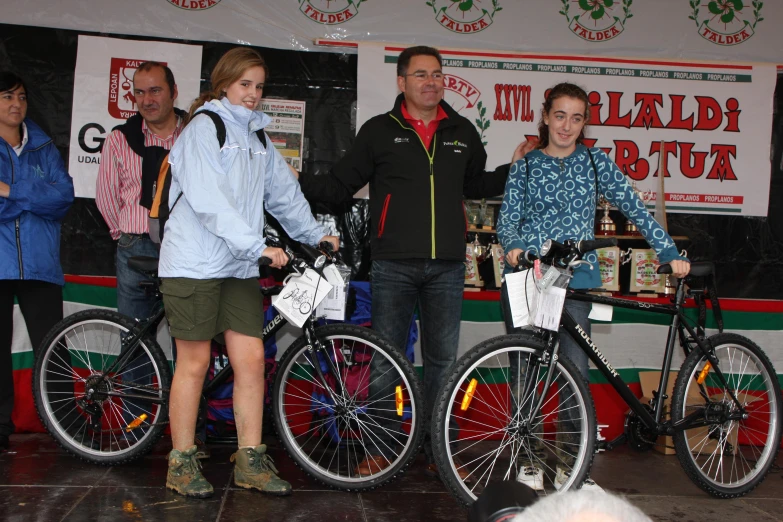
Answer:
[
  {"xmin": 688, "ymin": 0, "xmax": 763, "ymax": 45},
  {"xmin": 298, "ymin": 0, "xmax": 365, "ymax": 25},
  {"xmin": 559, "ymin": 0, "xmax": 633, "ymax": 42},
  {"xmin": 425, "ymin": 0, "xmax": 502, "ymax": 34}
]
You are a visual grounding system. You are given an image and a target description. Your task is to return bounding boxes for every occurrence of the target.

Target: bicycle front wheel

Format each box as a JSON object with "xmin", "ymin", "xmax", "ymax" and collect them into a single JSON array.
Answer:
[
  {"xmin": 273, "ymin": 324, "xmax": 425, "ymax": 491},
  {"xmin": 672, "ymin": 333, "xmax": 783, "ymax": 498},
  {"xmin": 432, "ymin": 333, "xmax": 596, "ymax": 505},
  {"xmin": 33, "ymin": 309, "xmax": 171, "ymax": 465}
]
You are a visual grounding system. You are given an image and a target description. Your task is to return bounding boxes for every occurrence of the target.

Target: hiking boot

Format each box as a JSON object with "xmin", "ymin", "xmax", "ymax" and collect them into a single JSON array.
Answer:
[
  {"xmin": 231, "ymin": 445, "xmax": 292, "ymax": 496},
  {"xmin": 166, "ymin": 446, "xmax": 214, "ymax": 498},
  {"xmin": 194, "ymin": 437, "xmax": 211, "ymax": 460}
]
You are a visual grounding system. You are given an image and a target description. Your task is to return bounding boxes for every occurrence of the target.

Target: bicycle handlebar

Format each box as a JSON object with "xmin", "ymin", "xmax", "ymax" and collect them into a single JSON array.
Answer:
[
  {"xmin": 517, "ymin": 237, "xmax": 618, "ymax": 271},
  {"xmin": 577, "ymin": 237, "xmax": 618, "ymax": 253}
]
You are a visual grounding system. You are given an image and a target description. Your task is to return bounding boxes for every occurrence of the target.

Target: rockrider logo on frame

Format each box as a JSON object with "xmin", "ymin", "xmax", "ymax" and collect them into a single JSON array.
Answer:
[
  {"xmin": 558, "ymin": 0, "xmax": 633, "ymax": 42},
  {"xmin": 424, "ymin": 0, "xmax": 502, "ymax": 34},
  {"xmin": 688, "ymin": 0, "xmax": 764, "ymax": 46},
  {"xmin": 298, "ymin": 0, "xmax": 365, "ymax": 25}
]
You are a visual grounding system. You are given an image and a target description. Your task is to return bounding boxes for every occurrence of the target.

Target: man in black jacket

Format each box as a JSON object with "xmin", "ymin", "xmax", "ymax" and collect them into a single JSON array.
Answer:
[{"xmin": 297, "ymin": 46, "xmax": 532, "ymax": 477}]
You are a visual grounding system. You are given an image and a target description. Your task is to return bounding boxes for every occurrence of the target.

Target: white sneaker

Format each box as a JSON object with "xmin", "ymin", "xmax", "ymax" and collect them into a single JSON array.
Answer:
[
  {"xmin": 516, "ymin": 465, "xmax": 544, "ymax": 491},
  {"xmin": 553, "ymin": 467, "xmax": 605, "ymax": 493}
]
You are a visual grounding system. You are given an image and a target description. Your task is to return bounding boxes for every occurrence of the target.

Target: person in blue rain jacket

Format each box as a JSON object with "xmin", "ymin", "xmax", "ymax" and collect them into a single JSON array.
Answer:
[{"xmin": 0, "ymin": 71, "xmax": 74, "ymax": 451}]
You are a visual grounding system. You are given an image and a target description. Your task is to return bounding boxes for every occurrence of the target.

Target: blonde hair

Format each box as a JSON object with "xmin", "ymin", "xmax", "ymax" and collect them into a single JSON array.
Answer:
[{"xmin": 188, "ymin": 47, "xmax": 269, "ymax": 120}]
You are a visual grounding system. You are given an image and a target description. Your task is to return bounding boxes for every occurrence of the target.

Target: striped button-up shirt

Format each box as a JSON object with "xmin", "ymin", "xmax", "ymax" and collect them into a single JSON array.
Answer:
[{"xmin": 96, "ymin": 117, "xmax": 183, "ymax": 239}]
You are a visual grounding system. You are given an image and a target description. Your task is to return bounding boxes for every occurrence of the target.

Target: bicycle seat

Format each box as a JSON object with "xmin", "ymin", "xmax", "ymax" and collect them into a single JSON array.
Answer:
[{"xmin": 128, "ymin": 256, "xmax": 159, "ymax": 274}]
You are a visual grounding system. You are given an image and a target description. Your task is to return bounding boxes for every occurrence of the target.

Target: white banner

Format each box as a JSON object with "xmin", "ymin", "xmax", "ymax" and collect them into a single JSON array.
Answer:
[
  {"xmin": 3, "ymin": 1, "xmax": 783, "ymax": 64},
  {"xmin": 358, "ymin": 43, "xmax": 776, "ymax": 216},
  {"xmin": 68, "ymin": 36, "xmax": 202, "ymax": 198}
]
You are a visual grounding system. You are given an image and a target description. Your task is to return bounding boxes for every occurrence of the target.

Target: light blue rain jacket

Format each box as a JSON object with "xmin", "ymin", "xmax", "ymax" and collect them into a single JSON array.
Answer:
[{"xmin": 159, "ymin": 98, "xmax": 324, "ymax": 279}]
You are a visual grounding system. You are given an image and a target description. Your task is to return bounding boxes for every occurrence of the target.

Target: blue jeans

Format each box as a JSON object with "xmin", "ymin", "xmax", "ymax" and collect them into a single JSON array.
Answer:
[
  {"xmin": 369, "ymin": 259, "xmax": 464, "ymax": 460},
  {"xmin": 501, "ymin": 283, "xmax": 591, "ymax": 467},
  {"xmin": 116, "ymin": 233, "xmax": 160, "ymax": 321},
  {"xmin": 116, "ymin": 234, "xmax": 161, "ymax": 435}
]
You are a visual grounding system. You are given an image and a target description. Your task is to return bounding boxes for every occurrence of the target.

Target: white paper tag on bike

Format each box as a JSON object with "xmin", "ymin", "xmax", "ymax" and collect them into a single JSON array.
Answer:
[
  {"xmin": 272, "ymin": 268, "xmax": 333, "ymax": 328},
  {"xmin": 538, "ymin": 265, "xmax": 561, "ymax": 290},
  {"xmin": 531, "ymin": 264, "xmax": 571, "ymax": 331},
  {"xmin": 533, "ymin": 286, "xmax": 567, "ymax": 331},
  {"xmin": 315, "ymin": 264, "xmax": 349, "ymax": 321},
  {"xmin": 588, "ymin": 303, "xmax": 614, "ymax": 322},
  {"xmin": 505, "ymin": 269, "xmax": 539, "ymax": 328}
]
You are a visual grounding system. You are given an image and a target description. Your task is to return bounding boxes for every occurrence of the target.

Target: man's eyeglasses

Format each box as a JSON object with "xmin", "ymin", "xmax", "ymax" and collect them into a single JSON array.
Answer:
[{"xmin": 404, "ymin": 72, "xmax": 445, "ymax": 81}]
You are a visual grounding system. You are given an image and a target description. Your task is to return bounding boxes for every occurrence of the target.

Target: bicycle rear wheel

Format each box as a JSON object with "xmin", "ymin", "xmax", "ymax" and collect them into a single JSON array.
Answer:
[
  {"xmin": 672, "ymin": 333, "xmax": 782, "ymax": 498},
  {"xmin": 33, "ymin": 309, "xmax": 171, "ymax": 465},
  {"xmin": 432, "ymin": 333, "xmax": 596, "ymax": 505},
  {"xmin": 273, "ymin": 324, "xmax": 424, "ymax": 491}
]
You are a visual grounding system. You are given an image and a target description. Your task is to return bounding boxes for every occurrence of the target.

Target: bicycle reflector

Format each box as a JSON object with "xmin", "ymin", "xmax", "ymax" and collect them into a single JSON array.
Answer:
[
  {"xmin": 461, "ymin": 379, "xmax": 478, "ymax": 411},
  {"xmin": 125, "ymin": 413, "xmax": 148, "ymax": 432},
  {"xmin": 395, "ymin": 386, "xmax": 404, "ymax": 416},
  {"xmin": 697, "ymin": 361, "xmax": 712, "ymax": 385}
]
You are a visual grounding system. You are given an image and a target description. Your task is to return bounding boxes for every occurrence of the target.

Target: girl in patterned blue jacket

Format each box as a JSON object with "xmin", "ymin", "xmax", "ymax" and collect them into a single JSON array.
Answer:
[{"xmin": 496, "ymin": 82, "xmax": 690, "ymax": 492}]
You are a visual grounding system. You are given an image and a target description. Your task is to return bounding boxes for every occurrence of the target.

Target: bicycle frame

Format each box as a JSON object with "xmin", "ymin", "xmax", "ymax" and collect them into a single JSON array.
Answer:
[{"xmin": 529, "ymin": 279, "xmax": 748, "ymax": 438}]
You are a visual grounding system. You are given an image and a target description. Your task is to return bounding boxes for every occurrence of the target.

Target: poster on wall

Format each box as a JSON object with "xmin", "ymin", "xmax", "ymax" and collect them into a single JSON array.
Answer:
[
  {"xmin": 260, "ymin": 99, "xmax": 306, "ymax": 171},
  {"xmin": 68, "ymin": 35, "xmax": 202, "ymax": 198},
  {"xmin": 357, "ymin": 42, "xmax": 777, "ymax": 216}
]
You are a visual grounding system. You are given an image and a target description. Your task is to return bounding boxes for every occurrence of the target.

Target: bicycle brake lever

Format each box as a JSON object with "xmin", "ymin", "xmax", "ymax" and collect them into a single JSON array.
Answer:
[{"xmin": 568, "ymin": 259, "xmax": 594, "ymax": 270}]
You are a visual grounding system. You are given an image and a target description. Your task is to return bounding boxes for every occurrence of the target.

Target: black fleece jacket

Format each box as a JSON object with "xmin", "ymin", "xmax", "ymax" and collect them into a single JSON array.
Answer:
[{"xmin": 299, "ymin": 94, "xmax": 509, "ymax": 261}]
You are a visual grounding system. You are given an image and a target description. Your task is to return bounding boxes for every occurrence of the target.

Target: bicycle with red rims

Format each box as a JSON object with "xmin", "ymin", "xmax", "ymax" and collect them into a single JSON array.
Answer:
[{"xmin": 432, "ymin": 237, "xmax": 782, "ymax": 504}]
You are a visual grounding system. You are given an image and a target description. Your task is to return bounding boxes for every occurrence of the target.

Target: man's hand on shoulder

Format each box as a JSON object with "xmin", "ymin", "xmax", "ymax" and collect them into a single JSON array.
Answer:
[{"xmin": 511, "ymin": 138, "xmax": 538, "ymax": 164}]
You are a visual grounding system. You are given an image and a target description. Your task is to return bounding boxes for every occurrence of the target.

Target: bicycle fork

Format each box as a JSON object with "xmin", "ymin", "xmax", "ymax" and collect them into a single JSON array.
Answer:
[
  {"xmin": 302, "ymin": 322, "xmax": 344, "ymax": 407},
  {"xmin": 520, "ymin": 333, "xmax": 562, "ymax": 429}
]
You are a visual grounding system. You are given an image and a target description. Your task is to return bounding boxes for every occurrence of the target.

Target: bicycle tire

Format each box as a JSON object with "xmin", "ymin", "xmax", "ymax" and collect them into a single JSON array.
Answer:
[
  {"xmin": 33, "ymin": 309, "xmax": 171, "ymax": 465},
  {"xmin": 432, "ymin": 333, "xmax": 596, "ymax": 506},
  {"xmin": 672, "ymin": 333, "xmax": 783, "ymax": 498},
  {"xmin": 272, "ymin": 323, "xmax": 425, "ymax": 491}
]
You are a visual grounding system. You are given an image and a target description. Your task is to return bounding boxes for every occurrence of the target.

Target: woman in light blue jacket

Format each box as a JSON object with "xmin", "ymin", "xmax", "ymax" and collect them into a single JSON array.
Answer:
[{"xmin": 159, "ymin": 47, "xmax": 338, "ymax": 498}]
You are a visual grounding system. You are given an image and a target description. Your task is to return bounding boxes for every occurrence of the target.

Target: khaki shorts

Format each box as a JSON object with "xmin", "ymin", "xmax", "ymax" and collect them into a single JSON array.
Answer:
[{"xmin": 160, "ymin": 277, "xmax": 263, "ymax": 341}]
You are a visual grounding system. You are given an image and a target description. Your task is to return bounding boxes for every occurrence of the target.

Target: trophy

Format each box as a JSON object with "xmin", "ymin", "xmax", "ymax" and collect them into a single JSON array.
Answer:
[
  {"xmin": 596, "ymin": 196, "xmax": 616, "ymax": 236},
  {"xmin": 624, "ymin": 181, "xmax": 653, "ymax": 236}
]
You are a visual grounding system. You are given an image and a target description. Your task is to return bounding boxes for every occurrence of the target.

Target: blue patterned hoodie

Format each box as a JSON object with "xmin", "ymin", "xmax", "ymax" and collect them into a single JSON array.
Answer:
[{"xmin": 497, "ymin": 144, "xmax": 684, "ymax": 289}]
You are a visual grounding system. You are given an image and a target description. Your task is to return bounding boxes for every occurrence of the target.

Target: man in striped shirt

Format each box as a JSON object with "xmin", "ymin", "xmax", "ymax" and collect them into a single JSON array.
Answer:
[{"xmin": 96, "ymin": 62, "xmax": 184, "ymax": 323}]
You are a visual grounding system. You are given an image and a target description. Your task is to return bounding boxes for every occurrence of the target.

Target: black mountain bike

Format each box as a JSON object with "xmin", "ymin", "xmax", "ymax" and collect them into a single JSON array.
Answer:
[
  {"xmin": 33, "ymin": 241, "xmax": 424, "ymax": 491},
  {"xmin": 432, "ymin": 237, "xmax": 782, "ymax": 504}
]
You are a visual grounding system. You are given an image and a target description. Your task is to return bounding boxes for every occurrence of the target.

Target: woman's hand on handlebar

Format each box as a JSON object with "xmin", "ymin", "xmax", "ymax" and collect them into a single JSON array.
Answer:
[
  {"xmin": 319, "ymin": 235, "xmax": 340, "ymax": 253},
  {"xmin": 506, "ymin": 248, "xmax": 524, "ymax": 268},
  {"xmin": 669, "ymin": 259, "xmax": 691, "ymax": 278},
  {"xmin": 261, "ymin": 247, "xmax": 289, "ymax": 269}
]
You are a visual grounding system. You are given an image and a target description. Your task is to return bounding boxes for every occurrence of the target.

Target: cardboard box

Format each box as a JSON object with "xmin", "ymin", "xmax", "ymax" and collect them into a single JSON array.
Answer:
[{"xmin": 637, "ymin": 371, "xmax": 759, "ymax": 456}]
